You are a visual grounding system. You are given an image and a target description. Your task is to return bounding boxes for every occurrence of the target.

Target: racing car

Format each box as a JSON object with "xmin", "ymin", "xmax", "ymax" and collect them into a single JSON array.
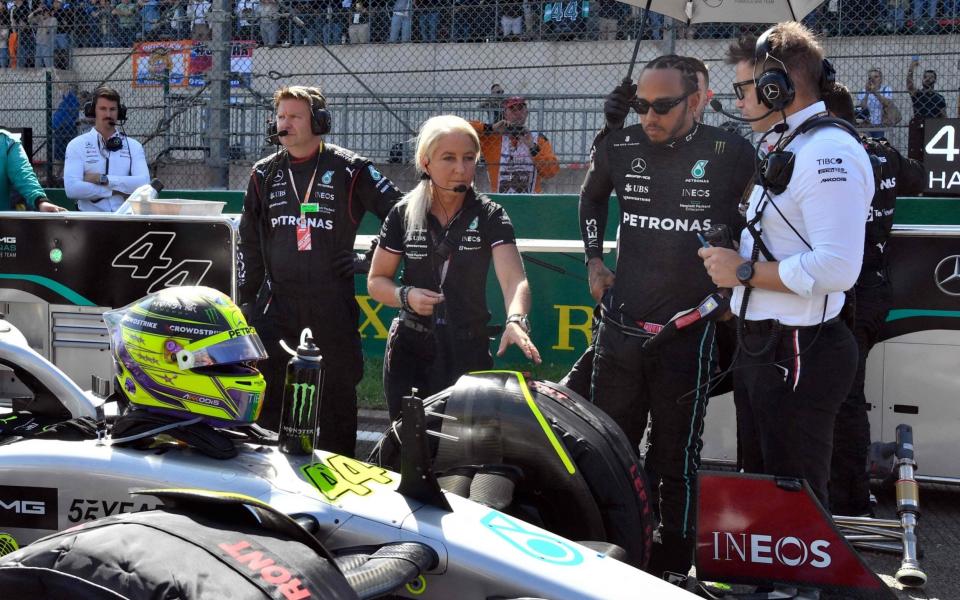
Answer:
[{"xmin": 0, "ymin": 287, "xmax": 689, "ymax": 599}]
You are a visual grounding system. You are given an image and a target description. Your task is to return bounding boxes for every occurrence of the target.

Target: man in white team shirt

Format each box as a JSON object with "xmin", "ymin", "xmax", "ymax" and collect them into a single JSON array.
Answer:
[
  {"xmin": 698, "ymin": 22, "xmax": 874, "ymax": 509},
  {"xmin": 64, "ymin": 87, "xmax": 149, "ymax": 212}
]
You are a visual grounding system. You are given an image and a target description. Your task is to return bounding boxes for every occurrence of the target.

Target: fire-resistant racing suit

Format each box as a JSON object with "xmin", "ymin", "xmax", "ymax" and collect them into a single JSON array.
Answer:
[
  {"xmin": 829, "ymin": 136, "xmax": 924, "ymax": 516},
  {"xmin": 238, "ymin": 143, "xmax": 401, "ymax": 455},
  {"xmin": 579, "ymin": 121, "xmax": 754, "ymax": 575}
]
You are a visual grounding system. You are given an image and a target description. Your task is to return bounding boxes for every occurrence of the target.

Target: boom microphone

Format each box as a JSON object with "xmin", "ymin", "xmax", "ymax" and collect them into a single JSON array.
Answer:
[
  {"xmin": 420, "ymin": 172, "xmax": 469, "ymax": 193},
  {"xmin": 709, "ymin": 99, "xmax": 776, "ymax": 123},
  {"xmin": 265, "ymin": 130, "xmax": 289, "ymax": 144}
]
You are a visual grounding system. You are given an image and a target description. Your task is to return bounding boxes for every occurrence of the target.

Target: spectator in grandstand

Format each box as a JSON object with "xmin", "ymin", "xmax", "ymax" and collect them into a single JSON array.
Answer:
[
  {"xmin": 53, "ymin": 0, "xmax": 78, "ymax": 62},
  {"xmin": 347, "ymin": 0, "xmax": 370, "ymax": 43},
  {"xmin": 139, "ymin": 0, "xmax": 163, "ymax": 37},
  {"xmin": 389, "ymin": 0, "xmax": 412, "ymax": 41},
  {"xmin": 30, "ymin": 4, "xmax": 56, "ymax": 68},
  {"xmin": 187, "ymin": 0, "xmax": 211, "ymax": 40},
  {"xmin": 856, "ymin": 68, "xmax": 894, "ymax": 138},
  {"xmin": 114, "ymin": 0, "xmax": 140, "ymax": 46},
  {"xmin": 479, "ymin": 82, "xmax": 504, "ymax": 122},
  {"xmin": 92, "ymin": 0, "xmax": 115, "ymax": 47},
  {"xmin": 500, "ymin": 0, "xmax": 523, "ymax": 40},
  {"xmin": 259, "ymin": 0, "xmax": 280, "ymax": 45},
  {"xmin": 821, "ymin": 82, "xmax": 925, "ymax": 519},
  {"xmin": 64, "ymin": 87, "xmax": 150, "ymax": 212},
  {"xmin": 318, "ymin": 0, "xmax": 342, "ymax": 45},
  {"xmin": 905, "ymin": 59, "xmax": 946, "ymax": 161},
  {"xmin": 912, "ymin": 0, "xmax": 937, "ymax": 32},
  {"xmin": 11, "ymin": 0, "xmax": 34, "ymax": 68},
  {"xmin": 236, "ymin": 0, "xmax": 258, "ymax": 40},
  {"xmin": 683, "ymin": 55, "xmax": 711, "ymax": 121},
  {"xmin": 291, "ymin": 0, "xmax": 318, "ymax": 45},
  {"xmin": 451, "ymin": 0, "xmax": 472, "ymax": 42},
  {"xmin": 237, "ymin": 85, "xmax": 401, "ymax": 454},
  {"xmin": 368, "ymin": 114, "xmax": 540, "ymax": 420},
  {"xmin": 0, "ymin": 5, "xmax": 10, "ymax": 68},
  {"xmin": 417, "ymin": 0, "xmax": 441, "ymax": 42},
  {"xmin": 594, "ymin": 0, "xmax": 621, "ymax": 41},
  {"xmin": 52, "ymin": 85, "xmax": 80, "ymax": 161},
  {"xmin": 0, "ymin": 128, "xmax": 66, "ymax": 212},
  {"xmin": 468, "ymin": 95, "xmax": 559, "ymax": 193}
]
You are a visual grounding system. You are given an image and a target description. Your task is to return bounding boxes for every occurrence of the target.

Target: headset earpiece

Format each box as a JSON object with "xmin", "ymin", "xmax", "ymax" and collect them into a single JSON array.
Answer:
[
  {"xmin": 104, "ymin": 136, "xmax": 123, "ymax": 152},
  {"xmin": 753, "ymin": 27, "xmax": 795, "ymax": 111},
  {"xmin": 84, "ymin": 99, "xmax": 128, "ymax": 121},
  {"xmin": 310, "ymin": 94, "xmax": 331, "ymax": 136}
]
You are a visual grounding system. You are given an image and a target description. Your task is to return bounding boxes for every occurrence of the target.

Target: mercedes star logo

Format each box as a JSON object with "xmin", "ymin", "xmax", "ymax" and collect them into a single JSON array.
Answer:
[
  {"xmin": 762, "ymin": 83, "xmax": 781, "ymax": 101},
  {"xmin": 631, "ymin": 157, "xmax": 646, "ymax": 173},
  {"xmin": 935, "ymin": 255, "xmax": 960, "ymax": 296}
]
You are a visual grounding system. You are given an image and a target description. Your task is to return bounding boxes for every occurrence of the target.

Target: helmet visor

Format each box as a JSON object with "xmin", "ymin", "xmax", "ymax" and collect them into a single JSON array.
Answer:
[{"xmin": 176, "ymin": 333, "xmax": 268, "ymax": 370}]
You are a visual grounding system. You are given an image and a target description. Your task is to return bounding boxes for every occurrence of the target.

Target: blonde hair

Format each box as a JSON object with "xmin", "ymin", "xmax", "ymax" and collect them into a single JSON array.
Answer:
[{"xmin": 403, "ymin": 115, "xmax": 481, "ymax": 233}]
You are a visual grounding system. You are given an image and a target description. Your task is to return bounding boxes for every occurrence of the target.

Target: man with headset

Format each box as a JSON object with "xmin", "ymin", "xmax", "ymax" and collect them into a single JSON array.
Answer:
[
  {"xmin": 579, "ymin": 54, "xmax": 754, "ymax": 578},
  {"xmin": 64, "ymin": 87, "xmax": 150, "ymax": 212},
  {"xmin": 699, "ymin": 23, "xmax": 874, "ymax": 509},
  {"xmin": 237, "ymin": 85, "xmax": 402, "ymax": 456}
]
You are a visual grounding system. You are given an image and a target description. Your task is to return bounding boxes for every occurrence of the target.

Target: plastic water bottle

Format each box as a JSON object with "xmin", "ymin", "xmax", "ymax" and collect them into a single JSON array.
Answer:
[{"xmin": 277, "ymin": 328, "xmax": 324, "ymax": 455}]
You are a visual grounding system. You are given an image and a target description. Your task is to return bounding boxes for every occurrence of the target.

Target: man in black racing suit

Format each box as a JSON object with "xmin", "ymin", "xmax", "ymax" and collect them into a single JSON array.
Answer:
[
  {"xmin": 823, "ymin": 84, "xmax": 925, "ymax": 516},
  {"xmin": 579, "ymin": 55, "xmax": 754, "ymax": 577},
  {"xmin": 238, "ymin": 86, "xmax": 401, "ymax": 456}
]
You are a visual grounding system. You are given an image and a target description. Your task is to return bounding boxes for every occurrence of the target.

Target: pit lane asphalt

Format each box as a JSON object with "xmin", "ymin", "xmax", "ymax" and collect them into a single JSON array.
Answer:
[{"xmin": 356, "ymin": 409, "xmax": 955, "ymax": 600}]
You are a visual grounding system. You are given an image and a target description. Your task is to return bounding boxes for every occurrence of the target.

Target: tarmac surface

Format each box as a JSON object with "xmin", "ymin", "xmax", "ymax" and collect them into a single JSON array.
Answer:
[{"xmin": 356, "ymin": 409, "xmax": 956, "ymax": 600}]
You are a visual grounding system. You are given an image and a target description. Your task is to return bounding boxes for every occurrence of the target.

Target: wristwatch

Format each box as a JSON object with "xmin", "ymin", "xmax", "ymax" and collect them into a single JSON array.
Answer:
[
  {"xmin": 736, "ymin": 260, "xmax": 756, "ymax": 288},
  {"xmin": 99, "ymin": 174, "xmax": 109, "ymax": 186},
  {"xmin": 506, "ymin": 313, "xmax": 531, "ymax": 334}
]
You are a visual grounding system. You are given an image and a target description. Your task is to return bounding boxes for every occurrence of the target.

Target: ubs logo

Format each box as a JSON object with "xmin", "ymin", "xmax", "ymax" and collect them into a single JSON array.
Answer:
[
  {"xmin": 631, "ymin": 157, "xmax": 646, "ymax": 174},
  {"xmin": 935, "ymin": 255, "xmax": 960, "ymax": 296}
]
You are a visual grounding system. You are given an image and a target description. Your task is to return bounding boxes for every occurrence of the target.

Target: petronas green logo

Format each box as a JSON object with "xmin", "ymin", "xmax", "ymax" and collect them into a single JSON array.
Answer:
[
  {"xmin": 291, "ymin": 382, "xmax": 317, "ymax": 422},
  {"xmin": 691, "ymin": 160, "xmax": 709, "ymax": 179}
]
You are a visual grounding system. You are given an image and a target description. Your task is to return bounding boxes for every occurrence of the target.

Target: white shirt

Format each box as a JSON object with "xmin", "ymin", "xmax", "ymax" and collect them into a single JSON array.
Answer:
[
  {"xmin": 856, "ymin": 84, "xmax": 892, "ymax": 127},
  {"xmin": 64, "ymin": 127, "xmax": 150, "ymax": 212},
  {"xmin": 731, "ymin": 101, "xmax": 874, "ymax": 326}
]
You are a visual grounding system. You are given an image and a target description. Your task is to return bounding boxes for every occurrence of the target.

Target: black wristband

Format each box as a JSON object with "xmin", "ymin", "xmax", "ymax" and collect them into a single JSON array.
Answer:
[{"xmin": 399, "ymin": 286, "xmax": 414, "ymax": 314}]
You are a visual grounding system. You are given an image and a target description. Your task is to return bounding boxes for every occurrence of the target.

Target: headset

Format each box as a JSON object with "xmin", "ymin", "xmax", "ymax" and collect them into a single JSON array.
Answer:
[
  {"xmin": 85, "ymin": 89, "xmax": 128, "ymax": 152},
  {"xmin": 267, "ymin": 90, "xmax": 331, "ymax": 141}
]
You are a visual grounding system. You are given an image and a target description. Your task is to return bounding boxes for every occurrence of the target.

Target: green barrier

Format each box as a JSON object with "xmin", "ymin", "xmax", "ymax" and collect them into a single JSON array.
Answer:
[{"xmin": 36, "ymin": 189, "xmax": 960, "ymax": 366}]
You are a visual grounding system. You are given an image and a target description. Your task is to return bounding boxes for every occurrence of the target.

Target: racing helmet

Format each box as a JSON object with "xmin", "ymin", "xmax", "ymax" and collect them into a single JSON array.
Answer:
[{"xmin": 105, "ymin": 286, "xmax": 268, "ymax": 427}]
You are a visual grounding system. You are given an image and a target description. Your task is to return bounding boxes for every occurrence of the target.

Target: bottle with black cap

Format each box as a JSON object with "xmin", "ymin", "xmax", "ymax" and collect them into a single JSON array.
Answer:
[{"xmin": 277, "ymin": 328, "xmax": 324, "ymax": 455}]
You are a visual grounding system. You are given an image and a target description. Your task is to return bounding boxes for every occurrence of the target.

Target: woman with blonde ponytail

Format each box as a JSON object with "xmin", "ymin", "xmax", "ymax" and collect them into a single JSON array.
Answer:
[{"xmin": 368, "ymin": 115, "xmax": 541, "ymax": 420}]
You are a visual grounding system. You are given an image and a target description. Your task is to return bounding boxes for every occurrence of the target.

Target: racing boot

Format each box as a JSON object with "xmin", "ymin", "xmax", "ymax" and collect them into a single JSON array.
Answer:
[{"xmin": 645, "ymin": 530, "xmax": 693, "ymax": 580}]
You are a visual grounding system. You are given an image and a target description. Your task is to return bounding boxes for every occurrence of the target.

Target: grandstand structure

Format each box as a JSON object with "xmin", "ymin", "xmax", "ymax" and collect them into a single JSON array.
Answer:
[{"xmin": 1, "ymin": 4, "xmax": 958, "ymax": 193}]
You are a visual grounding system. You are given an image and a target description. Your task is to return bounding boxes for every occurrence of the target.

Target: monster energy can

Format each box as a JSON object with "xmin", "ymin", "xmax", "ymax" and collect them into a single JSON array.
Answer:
[{"xmin": 277, "ymin": 330, "xmax": 324, "ymax": 455}]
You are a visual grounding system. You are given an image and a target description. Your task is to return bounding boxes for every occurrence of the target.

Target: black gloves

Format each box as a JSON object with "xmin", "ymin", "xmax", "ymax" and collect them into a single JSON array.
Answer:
[
  {"xmin": 333, "ymin": 238, "xmax": 379, "ymax": 279},
  {"xmin": 604, "ymin": 78, "xmax": 638, "ymax": 132}
]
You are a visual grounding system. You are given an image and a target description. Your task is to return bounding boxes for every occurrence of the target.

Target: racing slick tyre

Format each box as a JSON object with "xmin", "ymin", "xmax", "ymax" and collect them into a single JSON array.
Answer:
[
  {"xmin": 0, "ymin": 498, "xmax": 359, "ymax": 600},
  {"xmin": 371, "ymin": 371, "xmax": 654, "ymax": 568}
]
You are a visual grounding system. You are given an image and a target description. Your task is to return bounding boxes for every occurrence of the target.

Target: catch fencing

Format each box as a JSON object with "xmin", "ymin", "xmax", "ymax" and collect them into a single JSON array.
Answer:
[{"xmin": 1, "ymin": 1, "xmax": 958, "ymax": 191}]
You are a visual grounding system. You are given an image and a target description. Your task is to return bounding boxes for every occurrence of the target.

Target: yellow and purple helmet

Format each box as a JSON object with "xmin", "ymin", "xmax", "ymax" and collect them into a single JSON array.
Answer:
[{"xmin": 105, "ymin": 286, "xmax": 268, "ymax": 427}]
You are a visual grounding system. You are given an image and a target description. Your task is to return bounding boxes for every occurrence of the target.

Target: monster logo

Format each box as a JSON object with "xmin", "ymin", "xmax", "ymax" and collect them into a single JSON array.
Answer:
[{"xmin": 290, "ymin": 382, "xmax": 317, "ymax": 423}]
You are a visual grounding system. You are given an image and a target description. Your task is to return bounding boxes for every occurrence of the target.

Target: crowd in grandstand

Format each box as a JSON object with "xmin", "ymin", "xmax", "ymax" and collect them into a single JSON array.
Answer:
[{"xmin": 0, "ymin": 0, "xmax": 959, "ymax": 68}]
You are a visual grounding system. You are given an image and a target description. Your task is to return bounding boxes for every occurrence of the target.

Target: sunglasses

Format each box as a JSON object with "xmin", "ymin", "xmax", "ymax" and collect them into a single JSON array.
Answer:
[
  {"xmin": 732, "ymin": 79, "xmax": 755, "ymax": 101},
  {"xmin": 506, "ymin": 103, "xmax": 527, "ymax": 111},
  {"xmin": 631, "ymin": 91, "xmax": 692, "ymax": 115}
]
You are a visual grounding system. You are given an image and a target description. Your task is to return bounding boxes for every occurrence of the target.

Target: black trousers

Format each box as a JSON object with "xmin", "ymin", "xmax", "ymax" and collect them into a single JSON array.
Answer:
[
  {"xmin": 382, "ymin": 319, "xmax": 493, "ymax": 421},
  {"xmin": 590, "ymin": 319, "xmax": 717, "ymax": 543},
  {"xmin": 251, "ymin": 292, "xmax": 362, "ymax": 458},
  {"xmin": 829, "ymin": 283, "xmax": 891, "ymax": 515},
  {"xmin": 736, "ymin": 318, "xmax": 857, "ymax": 508}
]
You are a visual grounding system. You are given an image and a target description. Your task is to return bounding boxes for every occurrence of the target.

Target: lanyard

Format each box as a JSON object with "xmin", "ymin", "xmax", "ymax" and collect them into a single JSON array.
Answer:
[{"xmin": 288, "ymin": 148, "xmax": 322, "ymax": 213}]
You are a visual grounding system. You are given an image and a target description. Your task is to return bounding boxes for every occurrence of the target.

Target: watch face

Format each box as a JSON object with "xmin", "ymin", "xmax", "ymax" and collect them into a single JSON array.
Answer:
[{"xmin": 737, "ymin": 262, "xmax": 753, "ymax": 283}]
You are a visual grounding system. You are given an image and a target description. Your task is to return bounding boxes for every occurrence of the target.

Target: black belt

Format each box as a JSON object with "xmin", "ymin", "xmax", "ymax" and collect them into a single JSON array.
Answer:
[
  {"xmin": 397, "ymin": 311, "xmax": 500, "ymax": 340},
  {"xmin": 739, "ymin": 315, "xmax": 841, "ymax": 334},
  {"xmin": 598, "ymin": 301, "xmax": 663, "ymax": 338}
]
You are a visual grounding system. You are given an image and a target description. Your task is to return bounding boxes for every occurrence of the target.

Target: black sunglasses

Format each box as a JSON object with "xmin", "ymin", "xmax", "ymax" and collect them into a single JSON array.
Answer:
[
  {"xmin": 631, "ymin": 91, "xmax": 692, "ymax": 115},
  {"xmin": 732, "ymin": 79, "xmax": 755, "ymax": 101}
]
